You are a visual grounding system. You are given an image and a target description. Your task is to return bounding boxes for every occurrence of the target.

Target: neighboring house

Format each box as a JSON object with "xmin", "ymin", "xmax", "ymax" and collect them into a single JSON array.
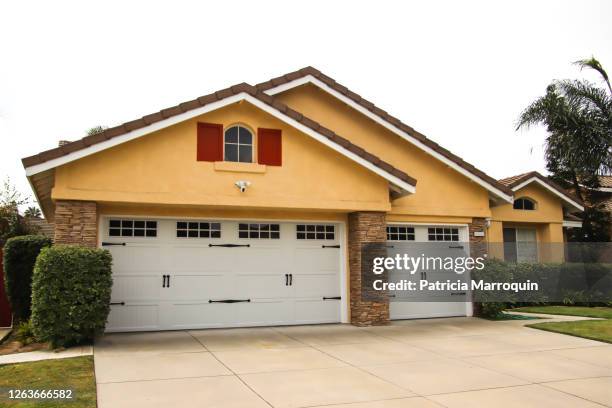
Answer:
[{"xmin": 21, "ymin": 67, "xmax": 583, "ymax": 331}]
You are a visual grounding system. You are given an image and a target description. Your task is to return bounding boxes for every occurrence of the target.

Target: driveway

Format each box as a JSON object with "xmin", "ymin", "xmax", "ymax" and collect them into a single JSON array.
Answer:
[{"xmin": 94, "ymin": 317, "xmax": 612, "ymax": 408}]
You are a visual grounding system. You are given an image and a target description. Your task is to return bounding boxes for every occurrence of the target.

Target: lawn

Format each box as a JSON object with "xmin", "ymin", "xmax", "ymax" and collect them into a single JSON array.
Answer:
[
  {"xmin": 527, "ymin": 319, "xmax": 612, "ymax": 344},
  {"xmin": 510, "ymin": 305, "xmax": 612, "ymax": 319},
  {"xmin": 0, "ymin": 356, "xmax": 96, "ymax": 407}
]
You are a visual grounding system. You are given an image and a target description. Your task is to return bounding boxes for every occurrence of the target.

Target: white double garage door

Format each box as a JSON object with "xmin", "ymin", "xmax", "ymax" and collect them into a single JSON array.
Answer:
[{"xmin": 103, "ymin": 218, "xmax": 470, "ymax": 332}]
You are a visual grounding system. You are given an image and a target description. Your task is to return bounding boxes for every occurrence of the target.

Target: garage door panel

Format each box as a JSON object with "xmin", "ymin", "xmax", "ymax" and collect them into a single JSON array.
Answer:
[
  {"xmin": 294, "ymin": 298, "xmax": 340, "ymax": 324},
  {"xmin": 170, "ymin": 246, "xmax": 233, "ymax": 272},
  {"xmin": 236, "ymin": 299, "xmax": 293, "ymax": 326},
  {"xmin": 293, "ymin": 274, "xmax": 339, "ymax": 298},
  {"xmin": 293, "ymin": 248, "xmax": 339, "ymax": 273},
  {"xmin": 234, "ymin": 274, "xmax": 287, "ymax": 298},
  {"xmin": 109, "ymin": 245, "xmax": 166, "ymax": 275},
  {"xmin": 111, "ymin": 275, "xmax": 162, "ymax": 301},
  {"xmin": 103, "ymin": 218, "xmax": 342, "ymax": 331},
  {"xmin": 106, "ymin": 304, "xmax": 160, "ymax": 332},
  {"xmin": 166, "ymin": 274, "xmax": 234, "ymax": 300}
]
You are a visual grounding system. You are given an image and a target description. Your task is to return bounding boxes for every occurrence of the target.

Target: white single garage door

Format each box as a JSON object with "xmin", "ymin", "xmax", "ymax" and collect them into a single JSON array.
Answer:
[
  {"xmin": 102, "ymin": 218, "xmax": 343, "ymax": 332},
  {"xmin": 387, "ymin": 224, "xmax": 472, "ymax": 320}
]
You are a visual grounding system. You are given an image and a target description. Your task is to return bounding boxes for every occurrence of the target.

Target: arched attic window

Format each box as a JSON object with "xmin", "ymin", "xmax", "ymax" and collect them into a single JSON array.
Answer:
[
  {"xmin": 513, "ymin": 197, "xmax": 536, "ymax": 210},
  {"xmin": 224, "ymin": 124, "xmax": 253, "ymax": 163}
]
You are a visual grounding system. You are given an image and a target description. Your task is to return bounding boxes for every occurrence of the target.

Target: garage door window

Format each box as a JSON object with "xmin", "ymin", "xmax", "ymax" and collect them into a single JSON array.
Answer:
[
  {"xmin": 428, "ymin": 227, "xmax": 459, "ymax": 241},
  {"xmin": 176, "ymin": 221, "xmax": 221, "ymax": 238},
  {"xmin": 109, "ymin": 219, "xmax": 157, "ymax": 237},
  {"xmin": 296, "ymin": 224, "xmax": 335, "ymax": 240},
  {"xmin": 386, "ymin": 226, "xmax": 415, "ymax": 241},
  {"xmin": 239, "ymin": 223, "xmax": 280, "ymax": 239}
]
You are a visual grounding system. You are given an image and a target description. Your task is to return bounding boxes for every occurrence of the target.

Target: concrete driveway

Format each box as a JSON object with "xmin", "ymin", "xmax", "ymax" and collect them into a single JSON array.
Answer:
[{"xmin": 94, "ymin": 317, "xmax": 612, "ymax": 408}]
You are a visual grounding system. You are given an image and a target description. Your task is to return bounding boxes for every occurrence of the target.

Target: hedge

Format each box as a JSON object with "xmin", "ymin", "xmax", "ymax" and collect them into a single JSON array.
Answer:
[
  {"xmin": 2, "ymin": 235, "xmax": 52, "ymax": 322},
  {"xmin": 31, "ymin": 245, "xmax": 113, "ymax": 347}
]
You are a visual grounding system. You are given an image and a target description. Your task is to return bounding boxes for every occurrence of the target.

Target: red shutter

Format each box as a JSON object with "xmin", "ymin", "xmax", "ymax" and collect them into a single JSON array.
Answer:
[
  {"xmin": 258, "ymin": 128, "xmax": 282, "ymax": 166},
  {"xmin": 197, "ymin": 122, "xmax": 223, "ymax": 162}
]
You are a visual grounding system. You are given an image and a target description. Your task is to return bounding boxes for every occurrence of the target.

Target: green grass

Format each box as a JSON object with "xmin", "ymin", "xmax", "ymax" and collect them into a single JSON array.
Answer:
[
  {"xmin": 527, "ymin": 320, "xmax": 612, "ymax": 344},
  {"xmin": 0, "ymin": 356, "xmax": 96, "ymax": 407},
  {"xmin": 510, "ymin": 306, "xmax": 612, "ymax": 319}
]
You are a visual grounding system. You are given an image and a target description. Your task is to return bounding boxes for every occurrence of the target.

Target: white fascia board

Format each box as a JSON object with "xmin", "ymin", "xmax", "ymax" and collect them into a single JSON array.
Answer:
[
  {"xmin": 264, "ymin": 75, "xmax": 513, "ymax": 203},
  {"xmin": 563, "ymin": 220, "xmax": 582, "ymax": 228},
  {"xmin": 512, "ymin": 177, "xmax": 584, "ymax": 212},
  {"xmin": 24, "ymin": 93, "xmax": 415, "ymax": 194}
]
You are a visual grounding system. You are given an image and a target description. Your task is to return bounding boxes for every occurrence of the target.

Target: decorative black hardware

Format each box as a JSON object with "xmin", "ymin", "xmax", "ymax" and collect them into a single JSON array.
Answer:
[
  {"xmin": 322, "ymin": 296, "xmax": 341, "ymax": 300},
  {"xmin": 167, "ymin": 275, "xmax": 171, "ymax": 288},
  {"xmin": 162, "ymin": 275, "xmax": 167, "ymax": 288},
  {"xmin": 209, "ymin": 244, "xmax": 250, "ymax": 248},
  {"xmin": 110, "ymin": 302, "xmax": 125, "ymax": 306},
  {"xmin": 451, "ymin": 292, "xmax": 467, "ymax": 296},
  {"xmin": 208, "ymin": 299, "xmax": 251, "ymax": 303},
  {"xmin": 388, "ymin": 294, "xmax": 396, "ymax": 298},
  {"xmin": 322, "ymin": 245, "xmax": 340, "ymax": 248},
  {"xmin": 285, "ymin": 274, "xmax": 289, "ymax": 286},
  {"xmin": 386, "ymin": 245, "xmax": 395, "ymax": 248},
  {"xmin": 102, "ymin": 242, "xmax": 126, "ymax": 246},
  {"xmin": 449, "ymin": 245, "xmax": 464, "ymax": 249},
  {"xmin": 289, "ymin": 273, "xmax": 293, "ymax": 286}
]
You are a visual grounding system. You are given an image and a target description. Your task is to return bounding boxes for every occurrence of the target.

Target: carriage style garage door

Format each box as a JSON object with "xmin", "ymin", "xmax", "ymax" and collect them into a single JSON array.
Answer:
[
  {"xmin": 102, "ymin": 218, "xmax": 342, "ymax": 332},
  {"xmin": 387, "ymin": 224, "xmax": 472, "ymax": 320}
]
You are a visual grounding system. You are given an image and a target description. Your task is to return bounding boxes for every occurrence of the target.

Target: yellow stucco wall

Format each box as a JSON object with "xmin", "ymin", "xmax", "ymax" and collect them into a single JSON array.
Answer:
[
  {"xmin": 273, "ymin": 84, "xmax": 492, "ymax": 220},
  {"xmin": 52, "ymin": 102, "xmax": 391, "ymax": 212}
]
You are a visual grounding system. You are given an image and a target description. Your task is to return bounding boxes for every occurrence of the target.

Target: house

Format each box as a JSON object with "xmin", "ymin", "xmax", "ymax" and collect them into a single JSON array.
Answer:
[{"xmin": 21, "ymin": 67, "xmax": 583, "ymax": 332}]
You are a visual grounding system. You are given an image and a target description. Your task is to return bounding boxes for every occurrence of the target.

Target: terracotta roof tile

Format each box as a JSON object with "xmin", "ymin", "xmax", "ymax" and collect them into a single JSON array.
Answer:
[
  {"xmin": 22, "ymin": 80, "xmax": 417, "ymax": 189},
  {"xmin": 498, "ymin": 171, "xmax": 583, "ymax": 206},
  {"xmin": 256, "ymin": 67, "xmax": 512, "ymax": 197}
]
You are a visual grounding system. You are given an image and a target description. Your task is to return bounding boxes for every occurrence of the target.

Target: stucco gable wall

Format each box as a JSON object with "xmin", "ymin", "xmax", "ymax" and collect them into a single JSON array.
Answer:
[
  {"xmin": 51, "ymin": 102, "xmax": 391, "ymax": 212},
  {"xmin": 273, "ymin": 84, "xmax": 491, "ymax": 218},
  {"xmin": 491, "ymin": 183, "xmax": 564, "ymax": 224}
]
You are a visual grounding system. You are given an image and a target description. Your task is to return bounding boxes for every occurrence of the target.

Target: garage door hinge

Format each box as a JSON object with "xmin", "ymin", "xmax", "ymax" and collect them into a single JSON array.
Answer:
[
  {"xmin": 449, "ymin": 245, "xmax": 464, "ymax": 249},
  {"xmin": 102, "ymin": 242, "xmax": 126, "ymax": 246},
  {"xmin": 110, "ymin": 302, "xmax": 125, "ymax": 306},
  {"xmin": 208, "ymin": 299, "xmax": 251, "ymax": 303},
  {"xmin": 322, "ymin": 245, "xmax": 340, "ymax": 248},
  {"xmin": 209, "ymin": 244, "xmax": 250, "ymax": 248},
  {"xmin": 322, "ymin": 296, "xmax": 341, "ymax": 300},
  {"xmin": 451, "ymin": 292, "xmax": 467, "ymax": 296}
]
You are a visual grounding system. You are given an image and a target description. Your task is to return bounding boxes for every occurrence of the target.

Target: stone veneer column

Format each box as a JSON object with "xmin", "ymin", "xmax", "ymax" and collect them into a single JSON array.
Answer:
[
  {"xmin": 348, "ymin": 211, "xmax": 389, "ymax": 326},
  {"xmin": 53, "ymin": 200, "xmax": 98, "ymax": 248},
  {"xmin": 469, "ymin": 217, "xmax": 488, "ymax": 316}
]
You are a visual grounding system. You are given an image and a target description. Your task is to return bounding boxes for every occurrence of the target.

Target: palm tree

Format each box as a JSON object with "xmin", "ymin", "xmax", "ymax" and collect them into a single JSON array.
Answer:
[
  {"xmin": 517, "ymin": 57, "xmax": 612, "ymax": 241},
  {"xmin": 24, "ymin": 206, "xmax": 41, "ymax": 218}
]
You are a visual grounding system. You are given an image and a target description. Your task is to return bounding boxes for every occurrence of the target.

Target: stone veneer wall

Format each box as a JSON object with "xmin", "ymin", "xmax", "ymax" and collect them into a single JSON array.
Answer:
[
  {"xmin": 348, "ymin": 211, "xmax": 389, "ymax": 326},
  {"xmin": 53, "ymin": 200, "xmax": 98, "ymax": 248},
  {"xmin": 469, "ymin": 217, "xmax": 488, "ymax": 316}
]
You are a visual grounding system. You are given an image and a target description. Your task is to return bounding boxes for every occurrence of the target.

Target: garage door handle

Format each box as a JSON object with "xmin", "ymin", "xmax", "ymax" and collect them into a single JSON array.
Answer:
[
  {"xmin": 209, "ymin": 244, "xmax": 250, "ymax": 248},
  {"xmin": 110, "ymin": 302, "xmax": 125, "ymax": 306},
  {"xmin": 451, "ymin": 292, "xmax": 467, "ymax": 296},
  {"xmin": 208, "ymin": 299, "xmax": 251, "ymax": 303},
  {"xmin": 102, "ymin": 242, "xmax": 126, "ymax": 246},
  {"xmin": 322, "ymin": 245, "xmax": 340, "ymax": 248},
  {"xmin": 449, "ymin": 245, "xmax": 464, "ymax": 249},
  {"xmin": 322, "ymin": 296, "xmax": 341, "ymax": 300}
]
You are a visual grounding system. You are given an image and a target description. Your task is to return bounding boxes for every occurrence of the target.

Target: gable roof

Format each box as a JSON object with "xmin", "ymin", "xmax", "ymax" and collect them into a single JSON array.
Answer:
[
  {"xmin": 256, "ymin": 66, "xmax": 514, "ymax": 203},
  {"xmin": 498, "ymin": 171, "xmax": 584, "ymax": 212},
  {"xmin": 22, "ymin": 83, "xmax": 416, "ymax": 194}
]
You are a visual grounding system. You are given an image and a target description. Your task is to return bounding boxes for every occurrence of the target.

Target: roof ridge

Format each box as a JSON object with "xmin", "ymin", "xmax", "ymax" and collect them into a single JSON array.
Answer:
[
  {"xmin": 21, "ymin": 80, "xmax": 416, "ymax": 189},
  {"xmin": 256, "ymin": 67, "xmax": 513, "ymax": 197}
]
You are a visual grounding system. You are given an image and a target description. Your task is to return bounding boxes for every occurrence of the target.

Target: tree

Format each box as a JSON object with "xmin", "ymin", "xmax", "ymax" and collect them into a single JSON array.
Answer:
[
  {"xmin": 24, "ymin": 207, "xmax": 41, "ymax": 218},
  {"xmin": 86, "ymin": 125, "xmax": 108, "ymax": 136},
  {"xmin": 517, "ymin": 57, "xmax": 612, "ymax": 241},
  {"xmin": 0, "ymin": 177, "xmax": 32, "ymax": 246}
]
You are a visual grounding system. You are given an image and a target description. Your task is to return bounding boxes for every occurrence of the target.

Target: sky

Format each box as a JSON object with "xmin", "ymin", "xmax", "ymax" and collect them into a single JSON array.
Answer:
[{"xmin": 0, "ymin": 0, "xmax": 610, "ymax": 209}]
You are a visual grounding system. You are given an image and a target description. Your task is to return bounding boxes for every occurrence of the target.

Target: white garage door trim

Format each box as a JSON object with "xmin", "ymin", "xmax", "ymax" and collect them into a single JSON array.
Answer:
[
  {"xmin": 98, "ymin": 215, "xmax": 349, "ymax": 332},
  {"xmin": 386, "ymin": 222, "xmax": 473, "ymax": 319}
]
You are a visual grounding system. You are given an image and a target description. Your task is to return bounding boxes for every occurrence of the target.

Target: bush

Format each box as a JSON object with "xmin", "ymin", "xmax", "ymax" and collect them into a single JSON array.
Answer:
[
  {"xmin": 14, "ymin": 320, "xmax": 38, "ymax": 345},
  {"xmin": 31, "ymin": 246, "xmax": 112, "ymax": 348},
  {"xmin": 3, "ymin": 235, "xmax": 52, "ymax": 322}
]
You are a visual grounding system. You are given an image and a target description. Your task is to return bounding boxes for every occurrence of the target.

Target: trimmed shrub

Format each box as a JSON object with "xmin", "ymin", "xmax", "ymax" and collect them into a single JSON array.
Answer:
[
  {"xmin": 3, "ymin": 235, "xmax": 52, "ymax": 322},
  {"xmin": 31, "ymin": 245, "xmax": 112, "ymax": 348}
]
